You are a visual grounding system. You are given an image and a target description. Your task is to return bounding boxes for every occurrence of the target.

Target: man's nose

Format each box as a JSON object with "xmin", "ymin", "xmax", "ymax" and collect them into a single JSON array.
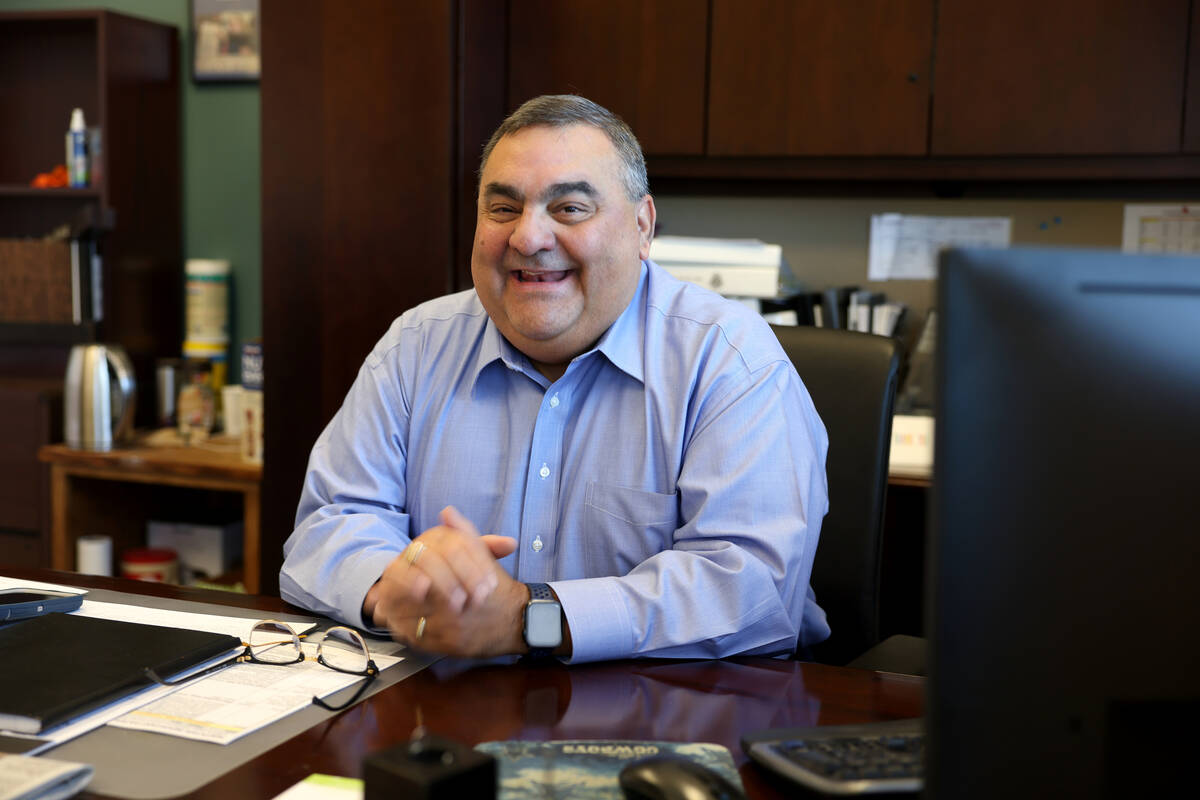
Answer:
[{"xmin": 509, "ymin": 210, "xmax": 555, "ymax": 256}]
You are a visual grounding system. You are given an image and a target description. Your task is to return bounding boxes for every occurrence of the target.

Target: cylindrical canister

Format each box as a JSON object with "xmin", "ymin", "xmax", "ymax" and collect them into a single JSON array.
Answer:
[
  {"xmin": 120, "ymin": 548, "xmax": 180, "ymax": 583},
  {"xmin": 184, "ymin": 258, "xmax": 231, "ymax": 351},
  {"xmin": 77, "ymin": 534, "xmax": 113, "ymax": 576}
]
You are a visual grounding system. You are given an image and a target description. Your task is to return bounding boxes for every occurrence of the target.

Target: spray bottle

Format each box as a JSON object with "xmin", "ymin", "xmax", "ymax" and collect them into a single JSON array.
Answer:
[{"xmin": 66, "ymin": 108, "xmax": 88, "ymax": 188}]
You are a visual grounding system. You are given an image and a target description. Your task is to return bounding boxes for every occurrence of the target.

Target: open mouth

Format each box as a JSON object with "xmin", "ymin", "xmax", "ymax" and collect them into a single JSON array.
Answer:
[{"xmin": 515, "ymin": 270, "xmax": 570, "ymax": 283}]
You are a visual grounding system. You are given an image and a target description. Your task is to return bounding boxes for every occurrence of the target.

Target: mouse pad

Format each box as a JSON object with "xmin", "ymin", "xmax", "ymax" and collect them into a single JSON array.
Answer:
[{"xmin": 475, "ymin": 740, "xmax": 743, "ymax": 799}]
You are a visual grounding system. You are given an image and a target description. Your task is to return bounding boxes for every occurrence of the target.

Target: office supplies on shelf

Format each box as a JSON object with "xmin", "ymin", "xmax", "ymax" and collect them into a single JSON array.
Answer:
[
  {"xmin": 649, "ymin": 235, "xmax": 788, "ymax": 298},
  {"xmin": 0, "ymin": 612, "xmax": 240, "ymax": 734},
  {"xmin": 0, "ymin": 753, "xmax": 93, "ymax": 800},
  {"xmin": 870, "ymin": 302, "xmax": 906, "ymax": 337},
  {"xmin": 818, "ymin": 286, "xmax": 858, "ymax": 329},
  {"xmin": 743, "ymin": 718, "xmax": 922, "ymax": 796},
  {"xmin": 475, "ymin": 741, "xmax": 742, "ymax": 800},
  {"xmin": 888, "ymin": 415, "xmax": 934, "ymax": 479}
]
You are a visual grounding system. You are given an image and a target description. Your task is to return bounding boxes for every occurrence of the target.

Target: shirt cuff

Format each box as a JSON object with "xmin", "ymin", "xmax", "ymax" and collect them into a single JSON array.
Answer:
[{"xmin": 548, "ymin": 577, "xmax": 633, "ymax": 663}]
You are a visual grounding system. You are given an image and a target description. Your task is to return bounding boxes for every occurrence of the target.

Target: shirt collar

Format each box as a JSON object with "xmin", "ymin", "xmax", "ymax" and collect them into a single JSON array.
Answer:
[
  {"xmin": 590, "ymin": 260, "xmax": 647, "ymax": 384},
  {"xmin": 469, "ymin": 260, "xmax": 650, "ymax": 388}
]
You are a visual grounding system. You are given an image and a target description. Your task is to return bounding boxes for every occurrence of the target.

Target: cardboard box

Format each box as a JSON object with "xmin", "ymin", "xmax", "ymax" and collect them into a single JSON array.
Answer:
[{"xmin": 147, "ymin": 520, "xmax": 243, "ymax": 580}]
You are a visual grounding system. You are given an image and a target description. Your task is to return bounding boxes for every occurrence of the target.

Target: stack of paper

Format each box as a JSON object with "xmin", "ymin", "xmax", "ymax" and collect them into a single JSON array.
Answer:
[{"xmin": 650, "ymin": 235, "xmax": 786, "ymax": 299}]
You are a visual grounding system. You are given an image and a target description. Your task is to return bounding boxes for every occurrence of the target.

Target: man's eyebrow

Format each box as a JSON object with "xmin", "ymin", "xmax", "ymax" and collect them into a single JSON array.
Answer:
[
  {"xmin": 541, "ymin": 181, "xmax": 598, "ymax": 202},
  {"xmin": 483, "ymin": 182, "xmax": 523, "ymax": 201},
  {"xmin": 482, "ymin": 180, "xmax": 599, "ymax": 203}
]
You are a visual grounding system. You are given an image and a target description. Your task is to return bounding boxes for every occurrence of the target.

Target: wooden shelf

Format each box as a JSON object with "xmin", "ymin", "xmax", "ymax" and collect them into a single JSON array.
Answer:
[
  {"xmin": 0, "ymin": 322, "xmax": 96, "ymax": 345},
  {"xmin": 0, "ymin": 185, "xmax": 102, "ymax": 199},
  {"xmin": 39, "ymin": 430, "xmax": 263, "ymax": 593}
]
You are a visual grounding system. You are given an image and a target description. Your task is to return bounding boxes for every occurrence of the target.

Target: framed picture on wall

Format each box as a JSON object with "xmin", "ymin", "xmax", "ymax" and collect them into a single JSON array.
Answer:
[{"xmin": 192, "ymin": 0, "xmax": 260, "ymax": 83}]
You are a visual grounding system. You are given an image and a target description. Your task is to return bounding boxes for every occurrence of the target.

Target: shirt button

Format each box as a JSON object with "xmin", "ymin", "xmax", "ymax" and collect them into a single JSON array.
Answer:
[
  {"xmin": 539, "ymin": 463, "xmax": 550, "ymax": 479},
  {"xmin": 549, "ymin": 394, "xmax": 560, "ymax": 408},
  {"xmin": 532, "ymin": 536, "xmax": 544, "ymax": 552}
]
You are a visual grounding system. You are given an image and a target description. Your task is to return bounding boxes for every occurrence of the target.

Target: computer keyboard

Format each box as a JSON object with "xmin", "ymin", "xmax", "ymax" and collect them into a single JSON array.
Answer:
[{"xmin": 741, "ymin": 718, "xmax": 923, "ymax": 796}]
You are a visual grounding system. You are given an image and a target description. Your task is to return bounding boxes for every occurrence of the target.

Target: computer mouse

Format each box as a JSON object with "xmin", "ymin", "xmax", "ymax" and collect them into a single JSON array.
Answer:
[{"xmin": 618, "ymin": 754, "xmax": 747, "ymax": 800}]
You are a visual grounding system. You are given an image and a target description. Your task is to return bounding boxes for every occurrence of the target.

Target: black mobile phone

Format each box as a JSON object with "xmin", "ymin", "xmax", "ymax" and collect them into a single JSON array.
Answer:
[{"xmin": 0, "ymin": 588, "xmax": 85, "ymax": 621}]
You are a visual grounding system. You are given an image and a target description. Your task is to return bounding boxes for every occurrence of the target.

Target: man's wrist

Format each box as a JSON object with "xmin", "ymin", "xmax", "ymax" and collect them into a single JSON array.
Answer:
[{"xmin": 509, "ymin": 582, "xmax": 532, "ymax": 654}]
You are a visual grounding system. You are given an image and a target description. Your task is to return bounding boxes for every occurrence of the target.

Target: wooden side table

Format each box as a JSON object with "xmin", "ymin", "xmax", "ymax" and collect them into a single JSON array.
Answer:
[{"xmin": 38, "ymin": 430, "xmax": 264, "ymax": 593}]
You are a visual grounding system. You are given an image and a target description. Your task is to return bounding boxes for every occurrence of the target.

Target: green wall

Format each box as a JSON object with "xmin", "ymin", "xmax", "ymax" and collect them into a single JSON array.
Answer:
[{"xmin": 1, "ymin": 0, "xmax": 261, "ymax": 382}]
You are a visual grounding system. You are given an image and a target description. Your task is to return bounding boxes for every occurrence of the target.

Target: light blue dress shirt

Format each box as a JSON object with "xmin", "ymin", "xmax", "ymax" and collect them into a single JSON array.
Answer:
[{"xmin": 280, "ymin": 261, "xmax": 830, "ymax": 662}]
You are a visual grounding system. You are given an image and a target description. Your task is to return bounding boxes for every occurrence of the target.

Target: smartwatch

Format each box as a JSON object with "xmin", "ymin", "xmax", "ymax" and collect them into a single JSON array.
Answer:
[{"xmin": 523, "ymin": 583, "xmax": 562, "ymax": 658}]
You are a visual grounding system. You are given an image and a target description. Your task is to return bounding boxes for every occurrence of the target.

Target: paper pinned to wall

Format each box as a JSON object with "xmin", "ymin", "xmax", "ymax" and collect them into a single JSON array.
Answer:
[
  {"xmin": 868, "ymin": 214, "xmax": 1012, "ymax": 280},
  {"xmin": 1121, "ymin": 204, "xmax": 1200, "ymax": 253}
]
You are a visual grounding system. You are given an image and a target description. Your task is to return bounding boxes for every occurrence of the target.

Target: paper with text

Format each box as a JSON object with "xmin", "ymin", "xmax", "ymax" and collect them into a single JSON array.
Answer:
[
  {"xmin": 1121, "ymin": 204, "xmax": 1200, "ymax": 253},
  {"xmin": 0, "ymin": 754, "xmax": 92, "ymax": 800},
  {"xmin": 109, "ymin": 642, "xmax": 402, "ymax": 745},
  {"xmin": 869, "ymin": 214, "xmax": 1011, "ymax": 280}
]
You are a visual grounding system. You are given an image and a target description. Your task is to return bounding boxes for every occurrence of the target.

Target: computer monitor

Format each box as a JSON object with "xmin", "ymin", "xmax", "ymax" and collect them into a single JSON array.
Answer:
[{"xmin": 928, "ymin": 246, "xmax": 1200, "ymax": 798}]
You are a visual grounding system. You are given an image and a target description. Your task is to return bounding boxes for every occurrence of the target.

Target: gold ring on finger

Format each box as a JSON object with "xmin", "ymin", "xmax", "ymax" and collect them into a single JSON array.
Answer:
[
  {"xmin": 404, "ymin": 541, "xmax": 426, "ymax": 566},
  {"xmin": 415, "ymin": 616, "xmax": 427, "ymax": 640}
]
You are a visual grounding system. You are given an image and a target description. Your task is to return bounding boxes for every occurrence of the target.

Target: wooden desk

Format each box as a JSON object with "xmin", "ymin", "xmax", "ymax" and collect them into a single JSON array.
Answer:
[
  {"xmin": 38, "ymin": 432, "xmax": 263, "ymax": 593},
  {"xmin": 2, "ymin": 568, "xmax": 924, "ymax": 800}
]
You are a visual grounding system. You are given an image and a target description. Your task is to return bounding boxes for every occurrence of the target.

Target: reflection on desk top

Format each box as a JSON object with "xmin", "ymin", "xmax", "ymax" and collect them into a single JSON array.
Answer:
[
  {"xmin": 38, "ymin": 429, "xmax": 260, "ymax": 482},
  {"xmin": 4, "ymin": 569, "xmax": 924, "ymax": 800}
]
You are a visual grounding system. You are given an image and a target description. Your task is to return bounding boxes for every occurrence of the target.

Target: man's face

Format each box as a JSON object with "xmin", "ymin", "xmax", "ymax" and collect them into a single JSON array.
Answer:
[{"xmin": 471, "ymin": 124, "xmax": 655, "ymax": 378}]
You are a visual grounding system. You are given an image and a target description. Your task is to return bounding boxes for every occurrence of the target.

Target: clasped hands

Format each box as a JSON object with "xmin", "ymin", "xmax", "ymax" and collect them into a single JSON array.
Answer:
[{"xmin": 362, "ymin": 506, "xmax": 525, "ymax": 657}]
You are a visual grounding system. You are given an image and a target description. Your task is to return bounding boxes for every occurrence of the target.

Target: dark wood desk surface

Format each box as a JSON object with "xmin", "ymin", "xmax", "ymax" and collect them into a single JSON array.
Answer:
[{"xmin": 3, "ymin": 568, "xmax": 924, "ymax": 800}]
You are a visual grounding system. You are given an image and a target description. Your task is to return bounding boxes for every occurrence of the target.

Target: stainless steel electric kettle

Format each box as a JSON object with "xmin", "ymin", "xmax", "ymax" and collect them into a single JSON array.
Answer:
[{"xmin": 64, "ymin": 344, "xmax": 136, "ymax": 451}]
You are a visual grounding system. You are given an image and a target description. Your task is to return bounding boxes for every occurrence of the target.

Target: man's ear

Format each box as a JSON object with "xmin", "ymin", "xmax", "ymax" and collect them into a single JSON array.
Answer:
[
  {"xmin": 633, "ymin": 194, "xmax": 662, "ymax": 260},
  {"xmin": 636, "ymin": 195, "xmax": 656, "ymax": 260}
]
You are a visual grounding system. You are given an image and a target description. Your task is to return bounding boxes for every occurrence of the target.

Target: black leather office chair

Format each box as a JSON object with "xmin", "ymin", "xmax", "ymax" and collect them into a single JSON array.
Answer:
[{"xmin": 771, "ymin": 325, "xmax": 912, "ymax": 669}]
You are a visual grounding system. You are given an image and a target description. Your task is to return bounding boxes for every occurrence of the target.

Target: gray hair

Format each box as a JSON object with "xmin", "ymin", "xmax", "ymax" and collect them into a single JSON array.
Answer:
[{"xmin": 479, "ymin": 95, "xmax": 650, "ymax": 202}]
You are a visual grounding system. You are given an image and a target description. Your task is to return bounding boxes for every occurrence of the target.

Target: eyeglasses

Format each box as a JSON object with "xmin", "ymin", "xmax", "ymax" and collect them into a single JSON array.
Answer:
[{"xmin": 144, "ymin": 619, "xmax": 380, "ymax": 712}]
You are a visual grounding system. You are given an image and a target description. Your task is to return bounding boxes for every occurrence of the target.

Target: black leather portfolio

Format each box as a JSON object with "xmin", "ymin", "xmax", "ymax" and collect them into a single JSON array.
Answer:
[{"xmin": 0, "ymin": 612, "xmax": 241, "ymax": 734}]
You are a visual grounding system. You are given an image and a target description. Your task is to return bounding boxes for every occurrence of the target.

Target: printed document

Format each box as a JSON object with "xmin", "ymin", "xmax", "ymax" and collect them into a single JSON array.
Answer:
[
  {"xmin": 869, "ymin": 214, "xmax": 1011, "ymax": 280},
  {"xmin": 0, "ymin": 754, "xmax": 92, "ymax": 800},
  {"xmin": 1121, "ymin": 204, "xmax": 1200, "ymax": 253},
  {"xmin": 109, "ymin": 643, "xmax": 402, "ymax": 745}
]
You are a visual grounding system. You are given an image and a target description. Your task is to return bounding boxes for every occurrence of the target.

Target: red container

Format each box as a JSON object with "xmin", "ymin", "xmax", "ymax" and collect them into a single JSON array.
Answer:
[{"xmin": 120, "ymin": 547, "xmax": 179, "ymax": 583}]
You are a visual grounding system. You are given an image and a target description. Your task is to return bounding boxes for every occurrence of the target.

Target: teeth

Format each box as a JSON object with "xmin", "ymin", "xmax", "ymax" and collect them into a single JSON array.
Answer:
[{"xmin": 518, "ymin": 270, "xmax": 566, "ymax": 282}]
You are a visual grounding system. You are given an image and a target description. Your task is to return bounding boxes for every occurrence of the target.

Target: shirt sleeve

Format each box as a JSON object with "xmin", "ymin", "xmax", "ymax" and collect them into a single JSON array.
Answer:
[
  {"xmin": 279, "ymin": 348, "xmax": 414, "ymax": 627},
  {"xmin": 551, "ymin": 358, "xmax": 830, "ymax": 663}
]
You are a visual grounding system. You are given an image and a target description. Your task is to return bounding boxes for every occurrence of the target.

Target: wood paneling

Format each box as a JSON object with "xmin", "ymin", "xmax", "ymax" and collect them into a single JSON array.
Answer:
[
  {"xmin": 708, "ymin": 0, "xmax": 933, "ymax": 156},
  {"xmin": 1185, "ymin": 4, "xmax": 1200, "ymax": 153},
  {"xmin": 455, "ymin": 0, "xmax": 509, "ymax": 290},
  {"xmin": 507, "ymin": 0, "xmax": 708, "ymax": 155},
  {"xmin": 260, "ymin": 0, "xmax": 457, "ymax": 593},
  {"xmin": 933, "ymin": 0, "xmax": 1190, "ymax": 156}
]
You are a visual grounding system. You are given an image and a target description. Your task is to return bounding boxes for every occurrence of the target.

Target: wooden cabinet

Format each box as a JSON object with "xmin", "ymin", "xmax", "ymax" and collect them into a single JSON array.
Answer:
[
  {"xmin": 1185, "ymin": 6, "xmax": 1200, "ymax": 152},
  {"xmin": 0, "ymin": 380, "xmax": 61, "ymax": 567},
  {"xmin": 708, "ymin": 0, "xmax": 933, "ymax": 157},
  {"xmin": 0, "ymin": 10, "xmax": 181, "ymax": 427},
  {"xmin": 508, "ymin": 0, "xmax": 1200, "ymax": 179},
  {"xmin": 932, "ymin": 0, "xmax": 1190, "ymax": 156},
  {"xmin": 507, "ymin": 0, "xmax": 708, "ymax": 156}
]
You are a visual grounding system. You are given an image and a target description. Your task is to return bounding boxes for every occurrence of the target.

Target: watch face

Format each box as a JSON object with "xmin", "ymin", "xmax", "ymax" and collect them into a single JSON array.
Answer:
[{"xmin": 526, "ymin": 600, "xmax": 562, "ymax": 648}]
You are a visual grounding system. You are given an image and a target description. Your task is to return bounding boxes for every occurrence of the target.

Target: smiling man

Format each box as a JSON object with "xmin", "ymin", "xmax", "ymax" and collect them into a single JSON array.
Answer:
[{"xmin": 280, "ymin": 95, "xmax": 831, "ymax": 662}]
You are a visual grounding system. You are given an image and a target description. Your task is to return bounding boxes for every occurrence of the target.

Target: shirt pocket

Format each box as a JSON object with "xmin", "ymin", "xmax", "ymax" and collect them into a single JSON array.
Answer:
[{"xmin": 583, "ymin": 482, "xmax": 678, "ymax": 575}]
